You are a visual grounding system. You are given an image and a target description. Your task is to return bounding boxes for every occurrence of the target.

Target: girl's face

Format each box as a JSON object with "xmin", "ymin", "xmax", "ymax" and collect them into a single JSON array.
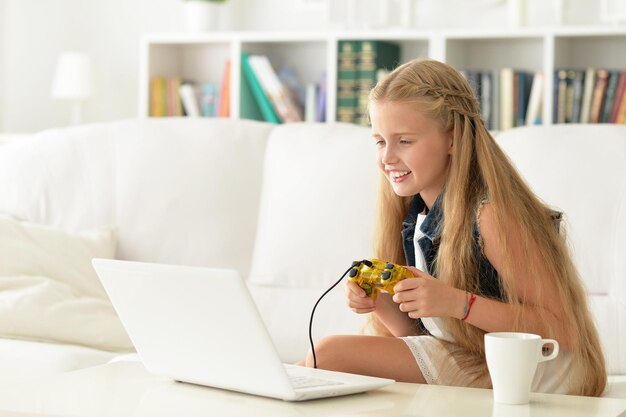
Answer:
[{"xmin": 369, "ymin": 101, "xmax": 453, "ymax": 207}]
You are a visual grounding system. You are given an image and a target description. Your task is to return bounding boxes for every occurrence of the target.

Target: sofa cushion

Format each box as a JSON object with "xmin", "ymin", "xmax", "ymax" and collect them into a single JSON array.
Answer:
[
  {"xmin": 248, "ymin": 122, "xmax": 378, "ymax": 288},
  {"xmin": 0, "ymin": 121, "xmax": 129, "ymax": 232},
  {"xmin": 114, "ymin": 118, "xmax": 273, "ymax": 275},
  {"xmin": 247, "ymin": 282, "xmax": 365, "ymax": 363},
  {"xmin": 496, "ymin": 125, "xmax": 626, "ymax": 296},
  {"xmin": 496, "ymin": 125, "xmax": 626, "ymax": 375},
  {"xmin": 0, "ymin": 118, "xmax": 273, "ymax": 276},
  {"xmin": 0, "ymin": 214, "xmax": 132, "ymax": 351},
  {"xmin": 0, "ymin": 338, "xmax": 117, "ymax": 383}
]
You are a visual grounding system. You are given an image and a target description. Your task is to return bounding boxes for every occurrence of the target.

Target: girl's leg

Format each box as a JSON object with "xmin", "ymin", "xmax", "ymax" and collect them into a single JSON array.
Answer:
[{"xmin": 303, "ymin": 335, "xmax": 426, "ymax": 383}]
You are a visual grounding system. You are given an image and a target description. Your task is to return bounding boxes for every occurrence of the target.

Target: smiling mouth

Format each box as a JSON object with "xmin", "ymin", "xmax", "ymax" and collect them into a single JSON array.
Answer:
[{"xmin": 390, "ymin": 171, "xmax": 411, "ymax": 182}]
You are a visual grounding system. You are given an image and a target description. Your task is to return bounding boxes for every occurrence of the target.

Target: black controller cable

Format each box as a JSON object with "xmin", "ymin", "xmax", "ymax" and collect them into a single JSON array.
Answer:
[{"xmin": 308, "ymin": 259, "xmax": 373, "ymax": 369}]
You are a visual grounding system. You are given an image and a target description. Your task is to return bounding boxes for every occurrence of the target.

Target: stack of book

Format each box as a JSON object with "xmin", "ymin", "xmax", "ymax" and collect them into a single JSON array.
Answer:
[
  {"xmin": 460, "ymin": 69, "xmax": 543, "ymax": 131},
  {"xmin": 149, "ymin": 61, "xmax": 231, "ymax": 118},
  {"xmin": 241, "ymin": 52, "xmax": 313, "ymax": 124},
  {"xmin": 553, "ymin": 68, "xmax": 626, "ymax": 124},
  {"xmin": 336, "ymin": 40, "xmax": 400, "ymax": 126},
  {"xmin": 149, "ymin": 78, "xmax": 183, "ymax": 117}
]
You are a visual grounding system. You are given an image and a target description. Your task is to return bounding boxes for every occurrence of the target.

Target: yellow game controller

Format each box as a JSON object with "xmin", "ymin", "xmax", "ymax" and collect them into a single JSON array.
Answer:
[{"xmin": 348, "ymin": 259, "xmax": 413, "ymax": 299}]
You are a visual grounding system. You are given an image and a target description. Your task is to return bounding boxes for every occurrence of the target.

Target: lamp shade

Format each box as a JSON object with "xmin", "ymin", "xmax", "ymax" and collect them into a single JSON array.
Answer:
[{"xmin": 51, "ymin": 52, "xmax": 94, "ymax": 100}]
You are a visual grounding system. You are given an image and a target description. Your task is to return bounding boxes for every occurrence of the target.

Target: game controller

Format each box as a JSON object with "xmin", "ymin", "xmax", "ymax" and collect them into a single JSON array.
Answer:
[{"xmin": 348, "ymin": 259, "xmax": 413, "ymax": 299}]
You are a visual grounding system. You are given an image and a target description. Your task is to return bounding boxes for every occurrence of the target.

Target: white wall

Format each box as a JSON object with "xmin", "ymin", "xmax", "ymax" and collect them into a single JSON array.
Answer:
[
  {"xmin": 1, "ymin": 0, "xmax": 144, "ymax": 132},
  {"xmin": 0, "ymin": 0, "xmax": 6, "ymax": 132},
  {"xmin": 0, "ymin": 0, "xmax": 604, "ymax": 133},
  {"xmin": 0, "ymin": 0, "xmax": 244, "ymax": 132}
]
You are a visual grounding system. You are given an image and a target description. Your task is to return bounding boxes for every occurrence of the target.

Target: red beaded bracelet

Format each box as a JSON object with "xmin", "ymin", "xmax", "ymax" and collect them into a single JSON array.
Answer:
[{"xmin": 461, "ymin": 292, "xmax": 477, "ymax": 321}]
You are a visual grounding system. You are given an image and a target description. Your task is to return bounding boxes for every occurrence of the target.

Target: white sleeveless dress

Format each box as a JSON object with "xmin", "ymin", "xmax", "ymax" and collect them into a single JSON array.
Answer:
[{"xmin": 399, "ymin": 213, "xmax": 572, "ymax": 393}]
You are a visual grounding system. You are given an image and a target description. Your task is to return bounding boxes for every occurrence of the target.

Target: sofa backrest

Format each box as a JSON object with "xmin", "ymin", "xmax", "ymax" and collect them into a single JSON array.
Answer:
[
  {"xmin": 496, "ymin": 125, "xmax": 626, "ymax": 374},
  {"xmin": 0, "ymin": 118, "xmax": 273, "ymax": 277},
  {"xmin": 245, "ymin": 122, "xmax": 378, "ymax": 361},
  {"xmin": 113, "ymin": 118, "xmax": 272, "ymax": 275},
  {"xmin": 2, "ymin": 120, "xmax": 624, "ymax": 373},
  {"xmin": 248, "ymin": 122, "xmax": 379, "ymax": 288}
]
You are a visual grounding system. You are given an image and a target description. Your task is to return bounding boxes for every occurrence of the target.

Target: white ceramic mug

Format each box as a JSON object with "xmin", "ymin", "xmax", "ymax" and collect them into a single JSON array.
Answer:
[{"xmin": 485, "ymin": 332, "xmax": 559, "ymax": 404}]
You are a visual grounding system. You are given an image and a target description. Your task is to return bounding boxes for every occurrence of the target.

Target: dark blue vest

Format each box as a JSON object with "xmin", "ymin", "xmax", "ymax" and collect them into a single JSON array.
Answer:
[{"xmin": 401, "ymin": 194, "xmax": 504, "ymax": 333}]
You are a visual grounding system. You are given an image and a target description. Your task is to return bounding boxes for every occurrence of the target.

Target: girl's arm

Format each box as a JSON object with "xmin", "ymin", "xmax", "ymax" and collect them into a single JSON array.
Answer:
[
  {"xmin": 372, "ymin": 292, "xmax": 421, "ymax": 337},
  {"xmin": 345, "ymin": 281, "xmax": 420, "ymax": 337},
  {"xmin": 392, "ymin": 202, "xmax": 572, "ymax": 348},
  {"xmin": 466, "ymin": 202, "xmax": 571, "ymax": 347}
]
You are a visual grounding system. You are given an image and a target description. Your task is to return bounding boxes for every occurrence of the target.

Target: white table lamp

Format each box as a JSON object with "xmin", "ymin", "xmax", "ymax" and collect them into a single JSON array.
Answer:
[{"xmin": 51, "ymin": 52, "xmax": 94, "ymax": 125}]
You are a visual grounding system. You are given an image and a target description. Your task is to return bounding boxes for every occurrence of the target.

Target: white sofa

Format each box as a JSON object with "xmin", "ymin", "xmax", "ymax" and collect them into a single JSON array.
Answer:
[{"xmin": 0, "ymin": 119, "xmax": 624, "ymax": 397}]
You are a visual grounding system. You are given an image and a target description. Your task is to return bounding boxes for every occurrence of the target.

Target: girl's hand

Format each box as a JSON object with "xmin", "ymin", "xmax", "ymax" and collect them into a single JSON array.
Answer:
[
  {"xmin": 344, "ymin": 280, "xmax": 376, "ymax": 314},
  {"xmin": 391, "ymin": 266, "xmax": 466, "ymax": 319}
]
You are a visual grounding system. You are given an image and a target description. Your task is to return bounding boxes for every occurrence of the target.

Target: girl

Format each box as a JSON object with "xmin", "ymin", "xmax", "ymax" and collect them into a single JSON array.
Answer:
[{"xmin": 301, "ymin": 59, "xmax": 606, "ymax": 396}]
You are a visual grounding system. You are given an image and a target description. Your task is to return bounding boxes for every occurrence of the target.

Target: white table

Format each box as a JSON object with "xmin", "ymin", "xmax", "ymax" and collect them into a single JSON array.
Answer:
[{"xmin": 0, "ymin": 361, "xmax": 624, "ymax": 417}]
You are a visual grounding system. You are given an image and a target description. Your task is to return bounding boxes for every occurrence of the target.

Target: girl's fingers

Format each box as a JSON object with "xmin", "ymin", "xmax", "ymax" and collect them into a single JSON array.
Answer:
[
  {"xmin": 397, "ymin": 300, "xmax": 420, "ymax": 313},
  {"xmin": 393, "ymin": 277, "xmax": 421, "ymax": 293},
  {"xmin": 350, "ymin": 297, "xmax": 375, "ymax": 308},
  {"xmin": 346, "ymin": 291, "xmax": 375, "ymax": 309},
  {"xmin": 345, "ymin": 281, "xmax": 367, "ymax": 298},
  {"xmin": 405, "ymin": 266, "xmax": 422, "ymax": 277}
]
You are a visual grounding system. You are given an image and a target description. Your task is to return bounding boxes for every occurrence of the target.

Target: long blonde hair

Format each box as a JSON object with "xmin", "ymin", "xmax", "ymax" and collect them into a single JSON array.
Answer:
[{"xmin": 369, "ymin": 58, "xmax": 606, "ymax": 396}]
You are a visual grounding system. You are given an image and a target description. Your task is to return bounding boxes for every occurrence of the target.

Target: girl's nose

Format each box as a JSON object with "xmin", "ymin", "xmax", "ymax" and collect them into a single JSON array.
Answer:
[{"xmin": 381, "ymin": 145, "xmax": 398, "ymax": 165}]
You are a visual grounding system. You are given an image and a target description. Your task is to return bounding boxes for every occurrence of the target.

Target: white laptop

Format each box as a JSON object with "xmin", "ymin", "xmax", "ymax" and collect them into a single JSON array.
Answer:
[{"xmin": 92, "ymin": 258, "xmax": 394, "ymax": 401}]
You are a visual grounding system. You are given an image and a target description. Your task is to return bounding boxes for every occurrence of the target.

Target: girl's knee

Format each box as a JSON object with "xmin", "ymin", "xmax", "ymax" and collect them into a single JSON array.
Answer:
[{"xmin": 305, "ymin": 335, "xmax": 357, "ymax": 369}]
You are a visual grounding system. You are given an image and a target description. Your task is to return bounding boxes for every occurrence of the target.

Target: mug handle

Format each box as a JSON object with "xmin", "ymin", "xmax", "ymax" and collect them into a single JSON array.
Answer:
[{"xmin": 539, "ymin": 339, "xmax": 559, "ymax": 362}]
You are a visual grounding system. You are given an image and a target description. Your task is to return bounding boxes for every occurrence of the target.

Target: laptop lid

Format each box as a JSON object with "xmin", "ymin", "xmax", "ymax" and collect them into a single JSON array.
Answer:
[{"xmin": 92, "ymin": 258, "xmax": 297, "ymax": 399}]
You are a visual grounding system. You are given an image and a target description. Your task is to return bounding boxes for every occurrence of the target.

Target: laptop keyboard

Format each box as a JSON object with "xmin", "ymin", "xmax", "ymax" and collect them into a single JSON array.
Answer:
[{"xmin": 289, "ymin": 375, "xmax": 345, "ymax": 389}]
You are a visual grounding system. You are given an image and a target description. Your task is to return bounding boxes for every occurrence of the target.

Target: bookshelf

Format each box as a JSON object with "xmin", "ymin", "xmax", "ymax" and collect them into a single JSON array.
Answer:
[{"xmin": 139, "ymin": 27, "xmax": 626, "ymax": 128}]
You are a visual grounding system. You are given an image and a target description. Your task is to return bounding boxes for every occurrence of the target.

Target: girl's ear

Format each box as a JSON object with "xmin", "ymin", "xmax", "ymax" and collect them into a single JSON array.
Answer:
[{"xmin": 447, "ymin": 133, "xmax": 454, "ymax": 155}]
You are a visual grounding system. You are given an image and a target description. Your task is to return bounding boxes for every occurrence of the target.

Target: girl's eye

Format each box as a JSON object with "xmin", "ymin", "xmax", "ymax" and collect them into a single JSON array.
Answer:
[
  {"xmin": 399, "ymin": 139, "xmax": 411, "ymax": 144},
  {"xmin": 375, "ymin": 140, "xmax": 385, "ymax": 146}
]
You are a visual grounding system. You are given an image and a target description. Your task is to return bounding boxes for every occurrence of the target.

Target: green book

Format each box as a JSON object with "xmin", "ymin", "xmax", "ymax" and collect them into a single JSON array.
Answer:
[
  {"xmin": 240, "ymin": 52, "xmax": 280, "ymax": 124},
  {"xmin": 336, "ymin": 41, "xmax": 359, "ymax": 123},
  {"xmin": 601, "ymin": 69, "xmax": 621, "ymax": 123},
  {"xmin": 356, "ymin": 40, "xmax": 400, "ymax": 126}
]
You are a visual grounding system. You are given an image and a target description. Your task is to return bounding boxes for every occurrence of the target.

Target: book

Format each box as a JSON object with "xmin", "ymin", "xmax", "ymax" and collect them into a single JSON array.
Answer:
[
  {"xmin": 555, "ymin": 69, "xmax": 567, "ymax": 124},
  {"xmin": 564, "ymin": 70, "xmax": 576, "ymax": 123},
  {"xmin": 356, "ymin": 40, "xmax": 400, "ymax": 126},
  {"xmin": 580, "ymin": 68, "xmax": 596, "ymax": 124},
  {"xmin": 305, "ymin": 83, "xmax": 317, "ymax": 122},
  {"xmin": 240, "ymin": 52, "xmax": 281, "ymax": 124},
  {"xmin": 149, "ymin": 77, "xmax": 167, "ymax": 117},
  {"xmin": 499, "ymin": 68, "xmax": 514, "ymax": 131},
  {"xmin": 617, "ymin": 85, "xmax": 626, "ymax": 123},
  {"xmin": 249, "ymin": 54, "xmax": 302, "ymax": 123},
  {"xmin": 200, "ymin": 83, "xmax": 219, "ymax": 117},
  {"xmin": 462, "ymin": 69, "xmax": 496, "ymax": 129},
  {"xmin": 480, "ymin": 71, "xmax": 493, "ymax": 129},
  {"xmin": 336, "ymin": 41, "xmax": 359, "ymax": 124},
  {"xmin": 492, "ymin": 70, "xmax": 500, "ymax": 131},
  {"xmin": 516, "ymin": 71, "xmax": 532, "ymax": 127},
  {"xmin": 167, "ymin": 78, "xmax": 183, "ymax": 117},
  {"xmin": 609, "ymin": 71, "xmax": 626, "ymax": 123},
  {"xmin": 218, "ymin": 60, "xmax": 231, "ymax": 117},
  {"xmin": 601, "ymin": 70, "xmax": 621, "ymax": 123},
  {"xmin": 615, "ymin": 73, "xmax": 626, "ymax": 123},
  {"xmin": 179, "ymin": 83, "xmax": 200, "ymax": 117},
  {"xmin": 589, "ymin": 69, "xmax": 609, "ymax": 124},
  {"xmin": 240, "ymin": 54, "xmax": 269, "ymax": 122},
  {"xmin": 150, "ymin": 77, "xmax": 183, "ymax": 117},
  {"xmin": 512, "ymin": 72, "xmax": 519, "ymax": 127},
  {"xmin": 316, "ymin": 72, "xmax": 327, "ymax": 123},
  {"xmin": 525, "ymin": 71, "xmax": 543, "ymax": 126},
  {"xmin": 570, "ymin": 70, "xmax": 586, "ymax": 124},
  {"xmin": 278, "ymin": 65, "xmax": 306, "ymax": 115}
]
